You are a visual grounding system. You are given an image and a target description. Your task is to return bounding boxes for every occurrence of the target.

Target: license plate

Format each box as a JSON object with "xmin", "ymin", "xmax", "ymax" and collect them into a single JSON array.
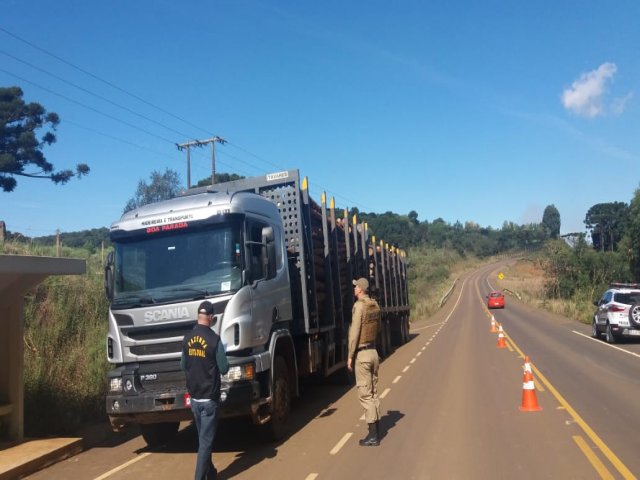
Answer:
[{"xmin": 628, "ymin": 330, "xmax": 640, "ymax": 336}]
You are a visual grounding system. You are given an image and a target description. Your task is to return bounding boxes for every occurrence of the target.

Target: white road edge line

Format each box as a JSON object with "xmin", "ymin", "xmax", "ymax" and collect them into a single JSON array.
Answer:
[
  {"xmin": 93, "ymin": 452, "xmax": 152, "ymax": 480},
  {"xmin": 330, "ymin": 432, "xmax": 353, "ymax": 455},
  {"xmin": 572, "ymin": 330, "xmax": 640, "ymax": 359},
  {"xmin": 411, "ymin": 322, "xmax": 444, "ymax": 332}
]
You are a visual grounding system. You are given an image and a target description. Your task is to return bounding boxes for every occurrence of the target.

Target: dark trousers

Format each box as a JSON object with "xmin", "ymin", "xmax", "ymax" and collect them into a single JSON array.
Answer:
[{"xmin": 191, "ymin": 399, "xmax": 219, "ymax": 480}]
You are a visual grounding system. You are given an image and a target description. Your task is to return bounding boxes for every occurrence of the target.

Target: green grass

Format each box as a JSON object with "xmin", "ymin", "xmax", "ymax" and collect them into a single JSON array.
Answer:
[{"xmin": 1, "ymin": 240, "xmax": 110, "ymax": 437}]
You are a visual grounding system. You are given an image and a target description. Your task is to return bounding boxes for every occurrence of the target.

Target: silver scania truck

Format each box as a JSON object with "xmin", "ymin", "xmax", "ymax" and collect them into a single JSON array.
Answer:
[{"xmin": 104, "ymin": 170, "xmax": 410, "ymax": 446}]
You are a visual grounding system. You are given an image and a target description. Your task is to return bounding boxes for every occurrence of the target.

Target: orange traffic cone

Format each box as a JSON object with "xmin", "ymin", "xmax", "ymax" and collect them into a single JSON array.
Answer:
[
  {"xmin": 490, "ymin": 316, "xmax": 498, "ymax": 333},
  {"xmin": 496, "ymin": 324, "xmax": 507, "ymax": 348},
  {"xmin": 519, "ymin": 358, "xmax": 542, "ymax": 412}
]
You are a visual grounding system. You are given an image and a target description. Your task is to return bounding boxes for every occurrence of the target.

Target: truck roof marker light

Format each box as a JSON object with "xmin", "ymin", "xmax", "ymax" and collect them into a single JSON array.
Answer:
[
  {"xmin": 330, "ymin": 197, "xmax": 335, "ymax": 210},
  {"xmin": 321, "ymin": 192, "xmax": 326, "ymax": 205},
  {"xmin": 302, "ymin": 177, "xmax": 308, "ymax": 191},
  {"xmin": 352, "ymin": 214, "xmax": 357, "ymax": 225}
]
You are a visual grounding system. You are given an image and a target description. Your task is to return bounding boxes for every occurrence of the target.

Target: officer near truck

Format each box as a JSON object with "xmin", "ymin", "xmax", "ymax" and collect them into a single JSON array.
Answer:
[{"xmin": 347, "ymin": 277, "xmax": 382, "ymax": 446}]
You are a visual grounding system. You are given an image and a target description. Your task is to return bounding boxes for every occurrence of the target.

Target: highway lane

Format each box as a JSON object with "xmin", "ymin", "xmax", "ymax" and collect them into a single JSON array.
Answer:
[
  {"xmin": 28, "ymin": 261, "xmax": 637, "ymax": 479},
  {"xmin": 484, "ymin": 260, "xmax": 640, "ymax": 477}
]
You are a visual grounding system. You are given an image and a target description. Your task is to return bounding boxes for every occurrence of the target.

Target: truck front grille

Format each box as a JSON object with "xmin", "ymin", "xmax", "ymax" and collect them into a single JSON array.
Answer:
[{"xmin": 130, "ymin": 342, "xmax": 182, "ymax": 356}]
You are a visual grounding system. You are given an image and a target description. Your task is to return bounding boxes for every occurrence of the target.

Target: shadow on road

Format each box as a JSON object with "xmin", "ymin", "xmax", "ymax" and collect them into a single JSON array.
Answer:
[{"xmin": 379, "ymin": 409, "xmax": 405, "ymax": 441}]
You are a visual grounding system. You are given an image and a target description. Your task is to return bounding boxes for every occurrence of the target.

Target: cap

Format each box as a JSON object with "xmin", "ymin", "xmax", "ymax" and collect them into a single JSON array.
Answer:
[
  {"xmin": 198, "ymin": 301, "xmax": 215, "ymax": 315},
  {"xmin": 352, "ymin": 278, "xmax": 369, "ymax": 291}
]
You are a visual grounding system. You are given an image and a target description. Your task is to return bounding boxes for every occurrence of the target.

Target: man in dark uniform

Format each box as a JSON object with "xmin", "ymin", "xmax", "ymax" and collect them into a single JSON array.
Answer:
[
  {"xmin": 347, "ymin": 277, "xmax": 382, "ymax": 446},
  {"xmin": 181, "ymin": 300, "xmax": 229, "ymax": 480}
]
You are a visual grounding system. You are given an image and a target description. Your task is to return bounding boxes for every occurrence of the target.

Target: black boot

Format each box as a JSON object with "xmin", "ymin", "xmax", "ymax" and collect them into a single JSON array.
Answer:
[{"xmin": 359, "ymin": 422, "xmax": 380, "ymax": 446}]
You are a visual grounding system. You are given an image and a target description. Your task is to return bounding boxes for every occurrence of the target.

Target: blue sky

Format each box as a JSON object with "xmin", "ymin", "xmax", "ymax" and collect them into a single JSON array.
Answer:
[{"xmin": 2, "ymin": 0, "xmax": 639, "ymax": 237}]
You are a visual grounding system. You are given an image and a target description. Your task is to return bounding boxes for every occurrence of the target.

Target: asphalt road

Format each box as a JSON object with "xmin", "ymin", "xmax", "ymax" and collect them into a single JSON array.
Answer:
[{"xmin": 28, "ymin": 260, "xmax": 639, "ymax": 479}]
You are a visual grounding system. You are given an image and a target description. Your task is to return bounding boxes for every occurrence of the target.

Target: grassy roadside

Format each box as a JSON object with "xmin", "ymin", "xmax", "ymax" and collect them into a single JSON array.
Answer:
[
  {"xmin": 1, "ymin": 241, "xmax": 110, "ymax": 437},
  {"xmin": 498, "ymin": 255, "xmax": 595, "ymax": 325}
]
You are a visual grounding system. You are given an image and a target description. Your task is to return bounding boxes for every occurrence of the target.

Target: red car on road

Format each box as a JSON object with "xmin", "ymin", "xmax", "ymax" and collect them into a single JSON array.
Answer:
[{"xmin": 487, "ymin": 290, "xmax": 505, "ymax": 309}]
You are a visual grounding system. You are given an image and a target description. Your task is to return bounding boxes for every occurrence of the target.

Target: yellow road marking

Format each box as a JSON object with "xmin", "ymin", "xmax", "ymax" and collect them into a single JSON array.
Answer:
[
  {"xmin": 474, "ymin": 266, "xmax": 634, "ymax": 478},
  {"xmin": 573, "ymin": 436, "xmax": 614, "ymax": 480},
  {"xmin": 501, "ymin": 317, "xmax": 635, "ymax": 479}
]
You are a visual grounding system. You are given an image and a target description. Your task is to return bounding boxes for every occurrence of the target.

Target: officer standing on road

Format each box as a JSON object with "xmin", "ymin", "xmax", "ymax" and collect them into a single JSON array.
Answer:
[
  {"xmin": 347, "ymin": 277, "xmax": 382, "ymax": 446},
  {"xmin": 181, "ymin": 300, "xmax": 229, "ymax": 480}
]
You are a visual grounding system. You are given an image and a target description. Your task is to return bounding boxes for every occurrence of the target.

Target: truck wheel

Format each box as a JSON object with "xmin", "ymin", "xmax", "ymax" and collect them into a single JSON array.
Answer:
[
  {"xmin": 403, "ymin": 317, "xmax": 410, "ymax": 343},
  {"xmin": 268, "ymin": 356, "xmax": 291, "ymax": 441},
  {"xmin": 605, "ymin": 323, "xmax": 617, "ymax": 344},
  {"xmin": 591, "ymin": 318, "xmax": 600, "ymax": 339},
  {"xmin": 140, "ymin": 422, "xmax": 179, "ymax": 447},
  {"xmin": 629, "ymin": 303, "xmax": 640, "ymax": 327}
]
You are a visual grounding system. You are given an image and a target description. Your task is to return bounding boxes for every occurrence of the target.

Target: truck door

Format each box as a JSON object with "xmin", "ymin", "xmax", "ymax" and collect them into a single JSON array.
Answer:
[{"xmin": 246, "ymin": 219, "xmax": 280, "ymax": 345}]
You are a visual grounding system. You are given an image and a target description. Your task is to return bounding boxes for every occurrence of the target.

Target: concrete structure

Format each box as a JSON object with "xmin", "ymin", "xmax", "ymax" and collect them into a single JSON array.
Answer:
[{"xmin": 0, "ymin": 255, "xmax": 86, "ymax": 441}]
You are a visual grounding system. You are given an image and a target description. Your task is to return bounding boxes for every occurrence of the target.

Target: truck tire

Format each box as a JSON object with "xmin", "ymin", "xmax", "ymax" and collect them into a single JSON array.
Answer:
[
  {"xmin": 403, "ymin": 317, "xmax": 410, "ymax": 344},
  {"xmin": 629, "ymin": 303, "xmax": 640, "ymax": 327},
  {"xmin": 605, "ymin": 323, "xmax": 617, "ymax": 344},
  {"xmin": 268, "ymin": 356, "xmax": 291, "ymax": 441},
  {"xmin": 140, "ymin": 421, "xmax": 179, "ymax": 447}
]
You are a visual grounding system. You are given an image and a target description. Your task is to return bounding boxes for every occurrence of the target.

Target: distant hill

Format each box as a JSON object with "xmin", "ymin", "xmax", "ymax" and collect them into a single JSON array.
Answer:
[{"xmin": 7, "ymin": 227, "xmax": 111, "ymax": 249}]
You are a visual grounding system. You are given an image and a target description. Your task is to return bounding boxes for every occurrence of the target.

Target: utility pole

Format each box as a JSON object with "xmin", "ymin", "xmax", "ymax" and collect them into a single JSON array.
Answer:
[{"xmin": 176, "ymin": 136, "xmax": 226, "ymax": 188}]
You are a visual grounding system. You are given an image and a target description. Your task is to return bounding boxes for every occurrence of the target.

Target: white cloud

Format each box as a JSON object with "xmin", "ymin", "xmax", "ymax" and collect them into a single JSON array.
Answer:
[
  {"xmin": 562, "ymin": 63, "xmax": 620, "ymax": 118},
  {"xmin": 611, "ymin": 92, "xmax": 633, "ymax": 115}
]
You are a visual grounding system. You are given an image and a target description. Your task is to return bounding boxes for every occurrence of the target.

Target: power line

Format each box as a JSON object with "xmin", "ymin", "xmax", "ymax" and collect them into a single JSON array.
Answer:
[
  {"xmin": 0, "ymin": 67, "xmax": 177, "ymax": 146},
  {"xmin": 0, "ymin": 50, "xmax": 194, "ymax": 140},
  {"xmin": 0, "ymin": 27, "xmax": 372, "ymax": 212},
  {"xmin": 0, "ymin": 26, "xmax": 213, "ymax": 136}
]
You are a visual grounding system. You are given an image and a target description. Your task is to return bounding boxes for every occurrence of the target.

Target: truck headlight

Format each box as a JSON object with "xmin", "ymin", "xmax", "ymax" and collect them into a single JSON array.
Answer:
[
  {"xmin": 110, "ymin": 377, "xmax": 123, "ymax": 392},
  {"xmin": 222, "ymin": 363, "xmax": 255, "ymax": 382}
]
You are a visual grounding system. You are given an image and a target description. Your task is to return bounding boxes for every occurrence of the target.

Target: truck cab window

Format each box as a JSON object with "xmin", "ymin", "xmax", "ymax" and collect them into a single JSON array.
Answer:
[{"xmin": 247, "ymin": 219, "xmax": 269, "ymax": 282}]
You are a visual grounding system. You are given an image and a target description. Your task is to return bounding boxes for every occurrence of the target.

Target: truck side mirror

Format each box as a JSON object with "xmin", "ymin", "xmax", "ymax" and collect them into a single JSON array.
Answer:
[
  {"xmin": 104, "ymin": 251, "xmax": 114, "ymax": 300},
  {"xmin": 261, "ymin": 226, "xmax": 277, "ymax": 280}
]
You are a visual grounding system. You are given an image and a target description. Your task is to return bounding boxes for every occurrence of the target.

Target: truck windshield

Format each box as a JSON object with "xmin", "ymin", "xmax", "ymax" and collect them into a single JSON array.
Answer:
[{"xmin": 112, "ymin": 223, "xmax": 242, "ymax": 308}]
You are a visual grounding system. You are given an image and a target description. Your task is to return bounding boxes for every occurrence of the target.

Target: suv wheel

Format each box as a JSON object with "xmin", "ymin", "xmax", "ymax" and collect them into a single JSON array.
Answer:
[
  {"xmin": 605, "ymin": 323, "xmax": 617, "ymax": 344},
  {"xmin": 629, "ymin": 303, "xmax": 640, "ymax": 327},
  {"xmin": 591, "ymin": 318, "xmax": 600, "ymax": 339}
]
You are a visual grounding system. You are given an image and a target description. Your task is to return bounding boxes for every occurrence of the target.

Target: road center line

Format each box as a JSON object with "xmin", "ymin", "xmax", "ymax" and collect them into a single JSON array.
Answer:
[
  {"xmin": 380, "ymin": 388, "xmax": 391, "ymax": 399},
  {"xmin": 402, "ymin": 366, "xmax": 410, "ymax": 373},
  {"xmin": 572, "ymin": 330, "xmax": 640, "ymax": 359},
  {"xmin": 572, "ymin": 436, "xmax": 614, "ymax": 480},
  {"xmin": 93, "ymin": 452, "xmax": 152, "ymax": 480},
  {"xmin": 330, "ymin": 432, "xmax": 353, "ymax": 455},
  {"xmin": 392, "ymin": 375, "xmax": 401, "ymax": 384},
  {"xmin": 305, "ymin": 474, "xmax": 319, "ymax": 480}
]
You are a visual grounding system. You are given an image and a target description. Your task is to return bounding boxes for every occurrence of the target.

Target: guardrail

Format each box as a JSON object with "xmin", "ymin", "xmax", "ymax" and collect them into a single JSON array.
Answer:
[
  {"xmin": 439, "ymin": 278, "xmax": 457, "ymax": 307},
  {"xmin": 503, "ymin": 288, "xmax": 521, "ymax": 300}
]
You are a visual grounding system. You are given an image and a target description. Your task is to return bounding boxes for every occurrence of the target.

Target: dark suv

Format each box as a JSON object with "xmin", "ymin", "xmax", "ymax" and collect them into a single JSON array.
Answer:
[{"xmin": 592, "ymin": 283, "xmax": 640, "ymax": 343}]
